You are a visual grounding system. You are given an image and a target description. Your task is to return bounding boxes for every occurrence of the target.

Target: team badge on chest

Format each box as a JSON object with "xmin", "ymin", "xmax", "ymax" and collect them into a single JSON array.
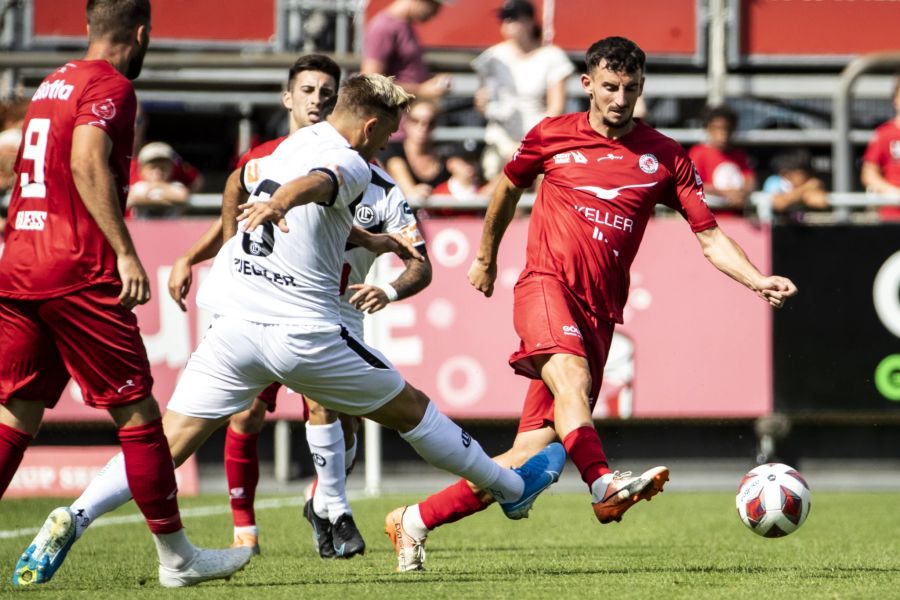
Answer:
[{"xmin": 638, "ymin": 153, "xmax": 659, "ymax": 174}]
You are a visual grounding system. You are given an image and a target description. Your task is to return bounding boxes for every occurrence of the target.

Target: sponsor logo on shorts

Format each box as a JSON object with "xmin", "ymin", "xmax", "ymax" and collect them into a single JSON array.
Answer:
[
  {"xmin": 229, "ymin": 487, "xmax": 246, "ymax": 499},
  {"xmin": 562, "ymin": 325, "xmax": 582, "ymax": 338},
  {"xmin": 461, "ymin": 431, "xmax": 472, "ymax": 448},
  {"xmin": 116, "ymin": 379, "xmax": 136, "ymax": 394},
  {"xmin": 313, "ymin": 453, "xmax": 326, "ymax": 467},
  {"xmin": 639, "ymin": 153, "xmax": 659, "ymax": 174}
]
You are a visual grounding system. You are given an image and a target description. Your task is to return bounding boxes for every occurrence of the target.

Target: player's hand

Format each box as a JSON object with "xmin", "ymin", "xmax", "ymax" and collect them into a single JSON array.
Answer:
[
  {"xmin": 347, "ymin": 284, "xmax": 391, "ymax": 314},
  {"xmin": 362, "ymin": 232, "xmax": 424, "ymax": 262},
  {"xmin": 167, "ymin": 255, "xmax": 192, "ymax": 312},
  {"xmin": 468, "ymin": 258, "xmax": 497, "ymax": 297},
  {"xmin": 117, "ymin": 253, "xmax": 151, "ymax": 309},
  {"xmin": 755, "ymin": 275, "xmax": 798, "ymax": 308},
  {"xmin": 237, "ymin": 200, "xmax": 289, "ymax": 233}
]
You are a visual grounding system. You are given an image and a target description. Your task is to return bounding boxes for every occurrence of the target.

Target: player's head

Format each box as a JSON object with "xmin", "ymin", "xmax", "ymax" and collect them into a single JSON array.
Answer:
[
  {"xmin": 702, "ymin": 104, "xmax": 738, "ymax": 149},
  {"xmin": 330, "ymin": 74, "xmax": 413, "ymax": 160},
  {"xmin": 86, "ymin": 0, "xmax": 151, "ymax": 80},
  {"xmin": 581, "ymin": 36, "xmax": 645, "ymax": 131},
  {"xmin": 283, "ymin": 54, "xmax": 342, "ymax": 132}
]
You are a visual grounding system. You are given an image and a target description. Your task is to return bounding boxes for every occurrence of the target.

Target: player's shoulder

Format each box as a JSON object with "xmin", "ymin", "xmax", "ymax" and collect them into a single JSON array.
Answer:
[
  {"xmin": 633, "ymin": 120, "xmax": 685, "ymax": 155},
  {"xmin": 242, "ymin": 136, "xmax": 286, "ymax": 163},
  {"xmin": 369, "ymin": 163, "xmax": 398, "ymax": 193},
  {"xmin": 873, "ymin": 119, "xmax": 900, "ymax": 138}
]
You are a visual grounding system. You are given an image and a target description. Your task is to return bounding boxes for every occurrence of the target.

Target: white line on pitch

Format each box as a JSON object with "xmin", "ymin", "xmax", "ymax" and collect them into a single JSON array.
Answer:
[{"xmin": 0, "ymin": 496, "xmax": 306, "ymax": 540}]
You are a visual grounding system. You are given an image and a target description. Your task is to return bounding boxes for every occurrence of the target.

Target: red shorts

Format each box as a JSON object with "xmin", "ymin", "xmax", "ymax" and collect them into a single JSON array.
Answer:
[
  {"xmin": 509, "ymin": 274, "xmax": 615, "ymax": 433},
  {"xmin": 0, "ymin": 284, "xmax": 153, "ymax": 409},
  {"xmin": 256, "ymin": 383, "xmax": 312, "ymax": 421}
]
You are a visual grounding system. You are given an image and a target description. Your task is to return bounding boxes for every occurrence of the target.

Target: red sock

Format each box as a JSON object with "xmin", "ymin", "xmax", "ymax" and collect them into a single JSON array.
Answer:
[
  {"xmin": 118, "ymin": 418, "xmax": 183, "ymax": 534},
  {"xmin": 0, "ymin": 422, "xmax": 32, "ymax": 499},
  {"xmin": 224, "ymin": 427, "xmax": 259, "ymax": 527},
  {"xmin": 419, "ymin": 478, "xmax": 489, "ymax": 530},
  {"xmin": 563, "ymin": 426, "xmax": 612, "ymax": 489}
]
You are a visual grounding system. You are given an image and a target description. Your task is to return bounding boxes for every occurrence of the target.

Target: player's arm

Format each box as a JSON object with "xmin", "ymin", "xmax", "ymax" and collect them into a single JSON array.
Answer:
[
  {"xmin": 348, "ymin": 251, "xmax": 432, "ymax": 314},
  {"xmin": 695, "ymin": 226, "xmax": 798, "ymax": 308},
  {"xmin": 70, "ymin": 124, "xmax": 149, "ymax": 309},
  {"xmin": 166, "ymin": 217, "xmax": 224, "ymax": 311},
  {"xmin": 347, "ymin": 226, "xmax": 424, "ymax": 262},
  {"xmin": 237, "ymin": 170, "xmax": 337, "ymax": 233},
  {"xmin": 221, "ymin": 168, "xmax": 248, "ymax": 240},
  {"xmin": 469, "ymin": 174, "xmax": 524, "ymax": 297}
]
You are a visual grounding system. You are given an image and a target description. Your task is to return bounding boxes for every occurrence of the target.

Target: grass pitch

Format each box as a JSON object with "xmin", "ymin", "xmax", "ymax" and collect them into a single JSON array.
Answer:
[{"xmin": 1, "ymin": 491, "xmax": 898, "ymax": 599}]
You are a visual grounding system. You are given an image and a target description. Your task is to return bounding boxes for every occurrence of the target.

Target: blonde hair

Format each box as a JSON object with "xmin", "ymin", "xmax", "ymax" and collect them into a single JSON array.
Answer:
[{"xmin": 334, "ymin": 74, "xmax": 414, "ymax": 119}]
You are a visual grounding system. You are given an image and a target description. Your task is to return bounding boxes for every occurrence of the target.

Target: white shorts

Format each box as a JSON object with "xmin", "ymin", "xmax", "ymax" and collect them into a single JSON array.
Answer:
[{"xmin": 166, "ymin": 316, "xmax": 405, "ymax": 420}]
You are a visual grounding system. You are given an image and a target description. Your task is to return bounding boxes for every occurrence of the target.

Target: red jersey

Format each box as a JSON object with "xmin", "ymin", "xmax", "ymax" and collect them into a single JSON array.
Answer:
[
  {"xmin": 236, "ymin": 136, "xmax": 286, "ymax": 169},
  {"xmin": 0, "ymin": 60, "xmax": 137, "ymax": 299},
  {"xmin": 863, "ymin": 120, "xmax": 900, "ymax": 220},
  {"xmin": 505, "ymin": 115, "xmax": 716, "ymax": 323},
  {"xmin": 687, "ymin": 143, "xmax": 755, "ymax": 191}
]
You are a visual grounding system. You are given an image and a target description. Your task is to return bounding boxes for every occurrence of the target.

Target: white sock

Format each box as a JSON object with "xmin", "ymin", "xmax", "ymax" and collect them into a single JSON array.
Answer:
[
  {"xmin": 306, "ymin": 421, "xmax": 350, "ymax": 522},
  {"xmin": 344, "ymin": 435, "xmax": 357, "ymax": 475},
  {"xmin": 399, "ymin": 402, "xmax": 524, "ymax": 502},
  {"xmin": 153, "ymin": 529, "xmax": 197, "ymax": 570},
  {"xmin": 233, "ymin": 525, "xmax": 258, "ymax": 538},
  {"xmin": 401, "ymin": 504, "xmax": 429, "ymax": 539},
  {"xmin": 590, "ymin": 472, "xmax": 616, "ymax": 503},
  {"xmin": 70, "ymin": 452, "xmax": 133, "ymax": 540}
]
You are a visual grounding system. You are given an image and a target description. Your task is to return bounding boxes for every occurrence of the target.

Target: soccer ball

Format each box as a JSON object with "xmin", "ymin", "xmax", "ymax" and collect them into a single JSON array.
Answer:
[{"xmin": 735, "ymin": 463, "xmax": 811, "ymax": 538}]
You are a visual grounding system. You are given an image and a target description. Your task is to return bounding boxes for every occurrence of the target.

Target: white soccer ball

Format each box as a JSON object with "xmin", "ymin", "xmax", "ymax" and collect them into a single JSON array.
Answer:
[{"xmin": 735, "ymin": 463, "xmax": 811, "ymax": 538}]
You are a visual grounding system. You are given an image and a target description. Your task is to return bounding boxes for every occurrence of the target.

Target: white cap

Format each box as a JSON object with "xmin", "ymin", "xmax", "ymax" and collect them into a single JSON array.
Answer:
[{"xmin": 138, "ymin": 141, "xmax": 177, "ymax": 164}]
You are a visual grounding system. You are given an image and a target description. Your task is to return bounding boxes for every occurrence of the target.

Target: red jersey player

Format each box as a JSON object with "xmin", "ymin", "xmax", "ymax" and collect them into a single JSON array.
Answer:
[
  {"xmin": 0, "ymin": 0, "xmax": 250, "ymax": 588},
  {"xmin": 384, "ymin": 36, "xmax": 798, "ymax": 573}
]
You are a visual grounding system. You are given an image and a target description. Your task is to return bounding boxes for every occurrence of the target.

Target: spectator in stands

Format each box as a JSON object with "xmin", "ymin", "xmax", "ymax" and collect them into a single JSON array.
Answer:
[
  {"xmin": 127, "ymin": 142, "xmax": 193, "ymax": 218},
  {"xmin": 361, "ymin": 0, "xmax": 453, "ymax": 101},
  {"xmin": 763, "ymin": 149, "xmax": 829, "ymax": 214},
  {"xmin": 383, "ymin": 98, "xmax": 450, "ymax": 203},
  {"xmin": 688, "ymin": 105, "xmax": 756, "ymax": 213},
  {"xmin": 860, "ymin": 77, "xmax": 900, "ymax": 220},
  {"xmin": 433, "ymin": 139, "xmax": 485, "ymax": 199},
  {"xmin": 129, "ymin": 104, "xmax": 205, "ymax": 194},
  {"xmin": 472, "ymin": 0, "xmax": 574, "ymax": 180},
  {"xmin": 0, "ymin": 127, "xmax": 20, "ymax": 195}
]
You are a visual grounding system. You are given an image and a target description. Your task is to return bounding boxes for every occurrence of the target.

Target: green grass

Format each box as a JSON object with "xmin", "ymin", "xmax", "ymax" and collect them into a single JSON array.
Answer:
[{"xmin": 1, "ymin": 491, "xmax": 898, "ymax": 599}]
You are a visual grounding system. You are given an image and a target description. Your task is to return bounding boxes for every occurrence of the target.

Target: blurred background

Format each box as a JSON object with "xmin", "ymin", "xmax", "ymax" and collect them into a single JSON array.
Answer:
[{"xmin": 1, "ymin": 0, "xmax": 898, "ymax": 498}]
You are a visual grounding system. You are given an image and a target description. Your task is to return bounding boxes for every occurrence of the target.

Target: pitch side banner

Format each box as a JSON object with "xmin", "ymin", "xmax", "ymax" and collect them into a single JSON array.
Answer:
[
  {"xmin": 773, "ymin": 225, "xmax": 900, "ymax": 414},
  {"xmin": 41, "ymin": 217, "xmax": 770, "ymax": 422}
]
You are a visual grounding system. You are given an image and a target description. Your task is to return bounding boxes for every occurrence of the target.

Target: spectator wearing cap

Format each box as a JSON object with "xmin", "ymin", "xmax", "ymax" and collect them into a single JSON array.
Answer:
[
  {"xmin": 361, "ymin": 0, "xmax": 453, "ymax": 101},
  {"xmin": 472, "ymin": 0, "xmax": 574, "ymax": 180},
  {"xmin": 762, "ymin": 149, "xmax": 829, "ymax": 214},
  {"xmin": 688, "ymin": 105, "xmax": 757, "ymax": 213},
  {"xmin": 861, "ymin": 77, "xmax": 900, "ymax": 221},
  {"xmin": 127, "ymin": 142, "xmax": 193, "ymax": 218}
]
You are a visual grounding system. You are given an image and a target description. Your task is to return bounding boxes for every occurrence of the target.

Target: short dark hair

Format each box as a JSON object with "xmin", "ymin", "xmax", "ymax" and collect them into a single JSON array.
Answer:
[
  {"xmin": 772, "ymin": 149, "xmax": 813, "ymax": 174},
  {"xmin": 703, "ymin": 104, "xmax": 738, "ymax": 129},
  {"xmin": 288, "ymin": 54, "xmax": 342, "ymax": 89},
  {"xmin": 86, "ymin": 0, "xmax": 151, "ymax": 43},
  {"xmin": 585, "ymin": 36, "xmax": 645, "ymax": 75}
]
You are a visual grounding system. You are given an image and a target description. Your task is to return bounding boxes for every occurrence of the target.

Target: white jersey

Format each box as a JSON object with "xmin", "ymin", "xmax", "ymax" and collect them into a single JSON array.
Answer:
[
  {"xmin": 197, "ymin": 122, "xmax": 371, "ymax": 325},
  {"xmin": 339, "ymin": 164, "xmax": 425, "ymax": 336}
]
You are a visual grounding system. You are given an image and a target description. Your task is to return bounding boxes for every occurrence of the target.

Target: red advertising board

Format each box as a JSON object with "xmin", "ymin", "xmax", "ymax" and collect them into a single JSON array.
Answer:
[
  {"xmin": 6, "ymin": 447, "xmax": 199, "ymax": 498},
  {"xmin": 365, "ymin": 0, "xmax": 699, "ymax": 58},
  {"xmin": 38, "ymin": 217, "xmax": 770, "ymax": 423},
  {"xmin": 738, "ymin": 0, "xmax": 900, "ymax": 61},
  {"xmin": 31, "ymin": 0, "xmax": 277, "ymax": 46}
]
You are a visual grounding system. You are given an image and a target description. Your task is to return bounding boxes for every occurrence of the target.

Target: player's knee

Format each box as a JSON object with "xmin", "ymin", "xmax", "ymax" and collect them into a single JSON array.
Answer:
[
  {"xmin": 109, "ymin": 395, "xmax": 161, "ymax": 429},
  {"xmin": 0, "ymin": 398, "xmax": 45, "ymax": 436},
  {"xmin": 307, "ymin": 400, "xmax": 338, "ymax": 425}
]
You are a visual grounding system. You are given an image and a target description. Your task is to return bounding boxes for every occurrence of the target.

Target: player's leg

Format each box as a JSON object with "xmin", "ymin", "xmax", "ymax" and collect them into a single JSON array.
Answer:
[
  {"xmin": 225, "ymin": 393, "xmax": 271, "ymax": 554},
  {"xmin": 283, "ymin": 326, "xmax": 564, "ymax": 520},
  {"xmin": 303, "ymin": 398, "xmax": 364, "ymax": 559},
  {"xmin": 386, "ymin": 425, "xmax": 558, "ymax": 571},
  {"xmin": 0, "ymin": 298, "xmax": 67, "ymax": 498},
  {"xmin": 19, "ymin": 304, "xmax": 260, "ymax": 586}
]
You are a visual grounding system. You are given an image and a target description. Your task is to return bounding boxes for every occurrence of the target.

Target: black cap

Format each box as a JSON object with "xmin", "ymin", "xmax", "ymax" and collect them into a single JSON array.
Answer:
[{"xmin": 497, "ymin": 0, "xmax": 534, "ymax": 21}]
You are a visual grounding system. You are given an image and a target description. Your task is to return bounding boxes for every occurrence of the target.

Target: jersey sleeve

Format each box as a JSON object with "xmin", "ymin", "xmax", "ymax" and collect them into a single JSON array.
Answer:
[
  {"xmin": 240, "ymin": 155, "xmax": 270, "ymax": 195},
  {"xmin": 862, "ymin": 129, "xmax": 886, "ymax": 166},
  {"xmin": 503, "ymin": 120, "xmax": 546, "ymax": 189},
  {"xmin": 74, "ymin": 74, "xmax": 136, "ymax": 144},
  {"xmin": 316, "ymin": 148, "xmax": 371, "ymax": 210},
  {"xmin": 383, "ymin": 186, "xmax": 425, "ymax": 247},
  {"xmin": 661, "ymin": 151, "xmax": 718, "ymax": 233}
]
